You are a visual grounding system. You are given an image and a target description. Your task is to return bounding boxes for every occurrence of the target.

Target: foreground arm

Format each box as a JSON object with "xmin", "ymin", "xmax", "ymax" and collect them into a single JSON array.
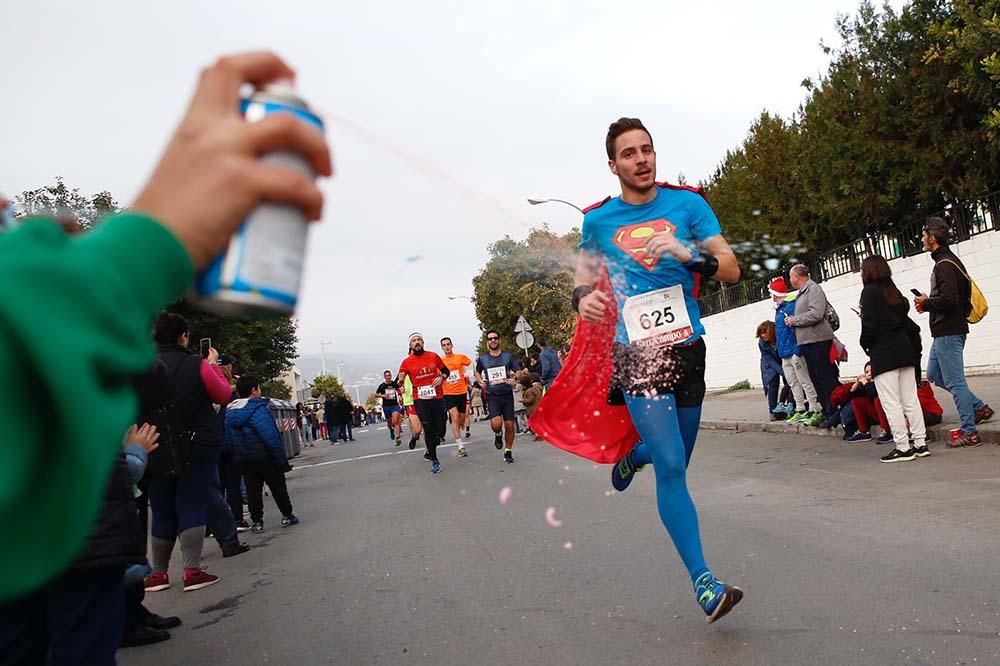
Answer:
[{"xmin": 0, "ymin": 215, "xmax": 191, "ymax": 601}]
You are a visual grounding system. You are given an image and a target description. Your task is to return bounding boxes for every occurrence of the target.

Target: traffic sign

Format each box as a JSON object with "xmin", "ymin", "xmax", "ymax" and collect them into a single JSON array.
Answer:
[
  {"xmin": 514, "ymin": 315, "xmax": 533, "ymax": 333},
  {"xmin": 515, "ymin": 331, "xmax": 535, "ymax": 350}
]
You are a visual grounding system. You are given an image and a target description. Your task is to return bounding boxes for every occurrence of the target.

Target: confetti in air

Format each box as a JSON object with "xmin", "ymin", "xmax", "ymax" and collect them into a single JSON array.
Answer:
[
  {"xmin": 545, "ymin": 507, "xmax": 562, "ymax": 527},
  {"xmin": 498, "ymin": 486, "xmax": 512, "ymax": 504},
  {"xmin": 563, "ymin": 542, "xmax": 573, "ymax": 550},
  {"xmin": 404, "ymin": 255, "xmax": 423, "ymax": 263}
]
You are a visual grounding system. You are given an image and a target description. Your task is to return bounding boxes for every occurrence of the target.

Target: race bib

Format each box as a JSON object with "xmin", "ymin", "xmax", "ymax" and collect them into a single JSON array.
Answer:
[
  {"xmin": 384, "ymin": 389, "xmax": 397, "ymax": 399},
  {"xmin": 447, "ymin": 370, "xmax": 461, "ymax": 384},
  {"xmin": 622, "ymin": 285, "xmax": 694, "ymax": 347},
  {"xmin": 417, "ymin": 384, "xmax": 438, "ymax": 400},
  {"xmin": 486, "ymin": 366, "xmax": 507, "ymax": 383}
]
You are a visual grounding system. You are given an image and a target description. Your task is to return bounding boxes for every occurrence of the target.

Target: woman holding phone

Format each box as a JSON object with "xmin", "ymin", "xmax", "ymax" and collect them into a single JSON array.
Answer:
[
  {"xmin": 144, "ymin": 312, "xmax": 234, "ymax": 592},
  {"xmin": 858, "ymin": 256, "xmax": 928, "ymax": 463}
]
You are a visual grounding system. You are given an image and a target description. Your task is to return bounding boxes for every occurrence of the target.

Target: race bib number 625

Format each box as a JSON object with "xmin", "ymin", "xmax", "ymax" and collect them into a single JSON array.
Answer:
[{"xmin": 623, "ymin": 285, "xmax": 694, "ymax": 347}]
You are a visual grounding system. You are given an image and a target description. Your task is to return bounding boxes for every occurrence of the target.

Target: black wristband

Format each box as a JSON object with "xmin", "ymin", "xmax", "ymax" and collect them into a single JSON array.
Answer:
[
  {"xmin": 684, "ymin": 252, "xmax": 720, "ymax": 277},
  {"xmin": 572, "ymin": 285, "xmax": 594, "ymax": 312}
]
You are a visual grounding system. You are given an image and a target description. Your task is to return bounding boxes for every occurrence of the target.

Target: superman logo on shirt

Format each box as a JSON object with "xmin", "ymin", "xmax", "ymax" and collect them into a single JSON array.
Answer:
[{"xmin": 612, "ymin": 219, "xmax": 677, "ymax": 271}]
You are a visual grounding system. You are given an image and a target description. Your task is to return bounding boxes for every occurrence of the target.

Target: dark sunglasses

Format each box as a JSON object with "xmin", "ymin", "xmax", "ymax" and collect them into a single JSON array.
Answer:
[{"xmin": 486, "ymin": 336, "xmax": 499, "ymax": 341}]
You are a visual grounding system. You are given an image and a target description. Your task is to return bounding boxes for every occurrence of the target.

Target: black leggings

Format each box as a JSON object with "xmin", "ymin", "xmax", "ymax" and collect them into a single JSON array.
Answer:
[{"xmin": 415, "ymin": 399, "xmax": 448, "ymax": 462}]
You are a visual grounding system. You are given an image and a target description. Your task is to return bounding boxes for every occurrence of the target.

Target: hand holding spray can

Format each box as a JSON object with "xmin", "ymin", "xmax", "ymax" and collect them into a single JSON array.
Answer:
[{"xmin": 195, "ymin": 83, "xmax": 324, "ymax": 316}]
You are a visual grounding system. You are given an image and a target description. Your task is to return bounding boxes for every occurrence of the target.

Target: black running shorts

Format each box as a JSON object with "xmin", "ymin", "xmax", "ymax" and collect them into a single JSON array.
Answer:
[
  {"xmin": 609, "ymin": 338, "xmax": 707, "ymax": 408},
  {"xmin": 485, "ymin": 392, "xmax": 516, "ymax": 422},
  {"xmin": 443, "ymin": 394, "xmax": 468, "ymax": 413}
]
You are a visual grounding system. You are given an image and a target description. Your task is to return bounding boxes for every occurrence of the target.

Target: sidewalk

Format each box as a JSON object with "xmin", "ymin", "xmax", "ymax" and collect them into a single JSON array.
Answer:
[{"xmin": 701, "ymin": 374, "xmax": 1000, "ymax": 444}]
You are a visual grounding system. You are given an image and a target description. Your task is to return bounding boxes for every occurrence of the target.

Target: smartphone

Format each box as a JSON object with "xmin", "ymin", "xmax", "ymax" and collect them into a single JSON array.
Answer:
[
  {"xmin": 200, "ymin": 338, "xmax": 212, "ymax": 358},
  {"xmin": 910, "ymin": 288, "xmax": 922, "ymax": 297}
]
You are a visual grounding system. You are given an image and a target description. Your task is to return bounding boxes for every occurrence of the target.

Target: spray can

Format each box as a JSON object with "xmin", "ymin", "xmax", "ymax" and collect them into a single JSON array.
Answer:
[{"xmin": 194, "ymin": 84, "xmax": 324, "ymax": 316}]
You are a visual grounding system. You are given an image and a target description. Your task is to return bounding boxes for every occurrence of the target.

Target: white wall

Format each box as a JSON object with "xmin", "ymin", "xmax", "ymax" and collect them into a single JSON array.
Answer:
[{"xmin": 702, "ymin": 229, "xmax": 1000, "ymax": 390}]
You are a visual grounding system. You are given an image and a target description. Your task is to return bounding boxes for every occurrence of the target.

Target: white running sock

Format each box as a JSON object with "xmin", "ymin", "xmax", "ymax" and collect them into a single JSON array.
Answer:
[{"xmin": 456, "ymin": 438, "xmax": 464, "ymax": 446}]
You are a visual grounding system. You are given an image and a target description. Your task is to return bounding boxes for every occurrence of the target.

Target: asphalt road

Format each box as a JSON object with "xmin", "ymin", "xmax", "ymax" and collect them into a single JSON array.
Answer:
[{"xmin": 120, "ymin": 419, "xmax": 1000, "ymax": 666}]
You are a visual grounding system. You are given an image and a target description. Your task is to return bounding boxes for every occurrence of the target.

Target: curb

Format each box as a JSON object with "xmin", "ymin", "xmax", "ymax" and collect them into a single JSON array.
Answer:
[{"xmin": 701, "ymin": 419, "xmax": 1000, "ymax": 445}]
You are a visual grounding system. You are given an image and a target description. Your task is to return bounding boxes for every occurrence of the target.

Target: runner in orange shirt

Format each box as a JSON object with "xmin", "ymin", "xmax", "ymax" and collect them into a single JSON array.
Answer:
[{"xmin": 440, "ymin": 337, "xmax": 473, "ymax": 457}]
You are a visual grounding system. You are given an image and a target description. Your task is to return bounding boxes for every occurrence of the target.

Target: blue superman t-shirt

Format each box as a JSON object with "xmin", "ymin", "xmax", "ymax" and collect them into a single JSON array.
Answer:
[{"xmin": 579, "ymin": 185, "xmax": 722, "ymax": 345}]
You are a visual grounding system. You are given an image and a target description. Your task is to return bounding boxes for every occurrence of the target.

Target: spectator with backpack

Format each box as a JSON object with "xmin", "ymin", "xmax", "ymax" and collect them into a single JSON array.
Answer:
[
  {"xmin": 225, "ymin": 376, "xmax": 300, "ymax": 533},
  {"xmin": 913, "ymin": 217, "xmax": 994, "ymax": 447},
  {"xmin": 144, "ymin": 312, "xmax": 232, "ymax": 593},
  {"xmin": 784, "ymin": 264, "xmax": 840, "ymax": 428}
]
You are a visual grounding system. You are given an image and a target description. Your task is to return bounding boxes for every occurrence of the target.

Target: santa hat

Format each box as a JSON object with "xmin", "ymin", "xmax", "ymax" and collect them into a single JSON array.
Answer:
[
  {"xmin": 408, "ymin": 332, "xmax": 423, "ymax": 344},
  {"xmin": 768, "ymin": 277, "xmax": 788, "ymax": 297}
]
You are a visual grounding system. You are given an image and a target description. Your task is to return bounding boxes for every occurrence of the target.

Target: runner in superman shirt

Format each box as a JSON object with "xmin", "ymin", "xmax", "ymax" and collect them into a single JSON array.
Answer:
[
  {"xmin": 573, "ymin": 117, "xmax": 744, "ymax": 623},
  {"xmin": 397, "ymin": 332, "xmax": 450, "ymax": 474}
]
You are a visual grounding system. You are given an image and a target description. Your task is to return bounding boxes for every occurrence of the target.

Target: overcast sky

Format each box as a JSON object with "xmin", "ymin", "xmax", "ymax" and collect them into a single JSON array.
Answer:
[{"xmin": 2, "ymin": 0, "xmax": 905, "ymax": 385}]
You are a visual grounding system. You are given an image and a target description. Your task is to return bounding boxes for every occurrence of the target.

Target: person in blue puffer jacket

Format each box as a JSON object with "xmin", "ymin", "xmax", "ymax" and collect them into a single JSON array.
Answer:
[
  {"xmin": 770, "ymin": 277, "xmax": 821, "ymax": 426},
  {"xmin": 224, "ymin": 375, "xmax": 299, "ymax": 533},
  {"xmin": 755, "ymin": 320, "xmax": 788, "ymax": 420}
]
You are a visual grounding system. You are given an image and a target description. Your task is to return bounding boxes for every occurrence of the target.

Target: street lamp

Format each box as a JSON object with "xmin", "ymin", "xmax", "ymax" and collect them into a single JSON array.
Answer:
[{"xmin": 527, "ymin": 197, "xmax": 584, "ymax": 214}]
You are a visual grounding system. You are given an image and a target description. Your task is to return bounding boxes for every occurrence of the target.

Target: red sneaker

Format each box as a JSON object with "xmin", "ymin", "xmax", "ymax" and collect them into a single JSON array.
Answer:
[
  {"xmin": 183, "ymin": 568, "xmax": 220, "ymax": 592},
  {"xmin": 144, "ymin": 572, "xmax": 170, "ymax": 592},
  {"xmin": 953, "ymin": 431, "xmax": 982, "ymax": 448},
  {"xmin": 975, "ymin": 404, "xmax": 994, "ymax": 424}
]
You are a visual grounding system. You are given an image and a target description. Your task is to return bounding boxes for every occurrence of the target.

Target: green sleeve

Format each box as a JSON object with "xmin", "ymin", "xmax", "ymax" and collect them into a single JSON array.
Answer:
[{"xmin": 0, "ymin": 212, "xmax": 192, "ymax": 600}]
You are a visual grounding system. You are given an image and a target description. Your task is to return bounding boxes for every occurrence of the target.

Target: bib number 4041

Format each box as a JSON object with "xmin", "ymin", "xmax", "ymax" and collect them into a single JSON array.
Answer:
[{"xmin": 639, "ymin": 306, "xmax": 675, "ymax": 330}]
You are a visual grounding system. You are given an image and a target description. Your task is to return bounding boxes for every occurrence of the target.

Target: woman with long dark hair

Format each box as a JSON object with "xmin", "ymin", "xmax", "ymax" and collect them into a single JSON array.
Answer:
[
  {"xmin": 859, "ymin": 256, "xmax": 927, "ymax": 463},
  {"xmin": 144, "ymin": 312, "xmax": 233, "ymax": 592}
]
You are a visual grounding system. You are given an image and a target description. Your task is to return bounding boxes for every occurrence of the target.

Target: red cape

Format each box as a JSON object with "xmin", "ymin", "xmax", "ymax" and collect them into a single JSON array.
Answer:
[{"xmin": 528, "ymin": 266, "xmax": 639, "ymax": 464}]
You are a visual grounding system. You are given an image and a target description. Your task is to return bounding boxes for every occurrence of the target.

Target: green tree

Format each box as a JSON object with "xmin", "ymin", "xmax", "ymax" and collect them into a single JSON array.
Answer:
[
  {"xmin": 168, "ymin": 302, "xmax": 299, "ymax": 386},
  {"xmin": 705, "ymin": 0, "xmax": 1000, "ymax": 268},
  {"xmin": 260, "ymin": 379, "xmax": 292, "ymax": 401},
  {"xmin": 311, "ymin": 374, "xmax": 346, "ymax": 400},
  {"xmin": 13, "ymin": 177, "xmax": 118, "ymax": 229},
  {"xmin": 471, "ymin": 226, "xmax": 580, "ymax": 354}
]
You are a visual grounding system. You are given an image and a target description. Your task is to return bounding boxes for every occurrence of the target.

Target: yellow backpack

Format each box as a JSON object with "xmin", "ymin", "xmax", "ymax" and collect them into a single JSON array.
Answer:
[{"xmin": 940, "ymin": 259, "xmax": 989, "ymax": 324}]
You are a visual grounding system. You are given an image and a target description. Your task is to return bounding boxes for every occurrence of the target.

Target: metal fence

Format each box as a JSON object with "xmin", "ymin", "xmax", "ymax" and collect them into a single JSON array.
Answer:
[{"xmin": 698, "ymin": 190, "xmax": 1000, "ymax": 317}]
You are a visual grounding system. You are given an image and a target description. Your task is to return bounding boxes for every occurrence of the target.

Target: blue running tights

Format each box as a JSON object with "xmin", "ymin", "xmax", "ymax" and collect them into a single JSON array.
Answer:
[{"xmin": 624, "ymin": 394, "xmax": 708, "ymax": 586}]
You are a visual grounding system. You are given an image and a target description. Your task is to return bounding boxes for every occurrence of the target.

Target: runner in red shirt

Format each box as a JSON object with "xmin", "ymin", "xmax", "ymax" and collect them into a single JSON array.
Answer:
[{"xmin": 397, "ymin": 332, "xmax": 450, "ymax": 474}]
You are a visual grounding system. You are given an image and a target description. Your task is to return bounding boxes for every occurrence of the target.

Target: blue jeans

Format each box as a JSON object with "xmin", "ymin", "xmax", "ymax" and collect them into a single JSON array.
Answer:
[{"xmin": 927, "ymin": 334, "xmax": 985, "ymax": 434}]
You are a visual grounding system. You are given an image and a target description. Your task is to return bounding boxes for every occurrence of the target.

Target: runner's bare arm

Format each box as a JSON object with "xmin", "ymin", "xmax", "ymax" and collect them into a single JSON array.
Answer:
[
  {"xmin": 574, "ymin": 250, "xmax": 613, "ymax": 324},
  {"xmin": 701, "ymin": 235, "xmax": 740, "ymax": 284},
  {"xmin": 575, "ymin": 249, "xmax": 601, "ymax": 288}
]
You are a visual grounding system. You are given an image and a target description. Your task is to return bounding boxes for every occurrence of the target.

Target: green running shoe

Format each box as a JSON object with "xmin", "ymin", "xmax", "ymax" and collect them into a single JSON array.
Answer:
[
  {"xmin": 694, "ymin": 572, "xmax": 744, "ymax": 624},
  {"xmin": 786, "ymin": 411, "xmax": 807, "ymax": 425},
  {"xmin": 611, "ymin": 448, "xmax": 644, "ymax": 492}
]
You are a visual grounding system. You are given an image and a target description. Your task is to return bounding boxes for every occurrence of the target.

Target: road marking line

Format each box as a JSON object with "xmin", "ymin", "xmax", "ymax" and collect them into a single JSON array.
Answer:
[{"xmin": 293, "ymin": 443, "xmax": 460, "ymax": 470}]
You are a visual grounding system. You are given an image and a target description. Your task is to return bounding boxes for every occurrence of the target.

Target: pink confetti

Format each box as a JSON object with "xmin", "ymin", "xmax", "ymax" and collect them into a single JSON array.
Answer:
[
  {"xmin": 563, "ymin": 542, "xmax": 573, "ymax": 549},
  {"xmin": 545, "ymin": 507, "xmax": 562, "ymax": 527},
  {"xmin": 498, "ymin": 487, "xmax": 512, "ymax": 504}
]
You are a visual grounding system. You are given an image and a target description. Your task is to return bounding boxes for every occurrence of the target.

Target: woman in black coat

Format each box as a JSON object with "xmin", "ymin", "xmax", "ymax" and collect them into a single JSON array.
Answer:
[{"xmin": 858, "ymin": 255, "xmax": 927, "ymax": 463}]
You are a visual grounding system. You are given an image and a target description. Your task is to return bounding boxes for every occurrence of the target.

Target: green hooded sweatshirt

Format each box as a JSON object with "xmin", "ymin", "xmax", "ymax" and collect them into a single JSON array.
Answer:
[{"xmin": 0, "ymin": 212, "xmax": 192, "ymax": 601}]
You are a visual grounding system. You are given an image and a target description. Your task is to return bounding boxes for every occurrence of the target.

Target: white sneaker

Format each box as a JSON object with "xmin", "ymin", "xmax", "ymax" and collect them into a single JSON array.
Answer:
[{"xmin": 458, "ymin": 446, "xmax": 468, "ymax": 457}]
